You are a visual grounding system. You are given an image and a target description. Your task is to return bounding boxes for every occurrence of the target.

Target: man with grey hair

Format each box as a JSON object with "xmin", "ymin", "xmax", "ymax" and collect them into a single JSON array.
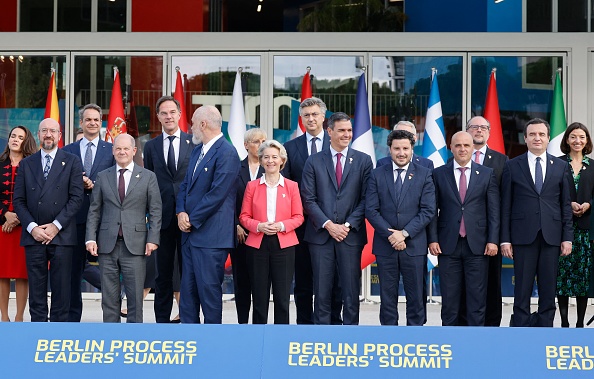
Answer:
[
  {"xmin": 63, "ymin": 103, "xmax": 115, "ymax": 322},
  {"xmin": 376, "ymin": 121, "xmax": 434, "ymax": 170},
  {"xmin": 177, "ymin": 105, "xmax": 240, "ymax": 324}
]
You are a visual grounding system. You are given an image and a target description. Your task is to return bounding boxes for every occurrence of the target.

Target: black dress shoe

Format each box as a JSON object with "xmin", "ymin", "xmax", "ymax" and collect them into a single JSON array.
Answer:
[
  {"xmin": 170, "ymin": 318, "xmax": 181, "ymax": 324},
  {"xmin": 120, "ymin": 311, "xmax": 127, "ymax": 318}
]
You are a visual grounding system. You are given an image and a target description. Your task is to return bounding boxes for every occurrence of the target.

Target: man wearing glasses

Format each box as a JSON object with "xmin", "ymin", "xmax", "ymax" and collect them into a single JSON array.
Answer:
[{"xmin": 13, "ymin": 118, "xmax": 84, "ymax": 322}]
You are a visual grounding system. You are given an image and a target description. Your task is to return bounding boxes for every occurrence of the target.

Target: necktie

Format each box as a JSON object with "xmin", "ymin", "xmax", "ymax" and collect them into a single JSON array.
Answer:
[
  {"xmin": 394, "ymin": 168, "xmax": 404, "ymax": 201},
  {"xmin": 84, "ymin": 142, "xmax": 94, "ymax": 175},
  {"xmin": 167, "ymin": 135, "xmax": 176, "ymax": 176},
  {"xmin": 474, "ymin": 151, "xmax": 481, "ymax": 164},
  {"xmin": 335, "ymin": 152, "xmax": 343, "ymax": 189},
  {"xmin": 535, "ymin": 157, "xmax": 543, "ymax": 194},
  {"xmin": 43, "ymin": 154, "xmax": 51, "ymax": 180},
  {"xmin": 310, "ymin": 137, "xmax": 318, "ymax": 155},
  {"xmin": 192, "ymin": 149, "xmax": 205, "ymax": 180},
  {"xmin": 458, "ymin": 167, "xmax": 467, "ymax": 237},
  {"xmin": 118, "ymin": 168, "xmax": 126, "ymax": 237}
]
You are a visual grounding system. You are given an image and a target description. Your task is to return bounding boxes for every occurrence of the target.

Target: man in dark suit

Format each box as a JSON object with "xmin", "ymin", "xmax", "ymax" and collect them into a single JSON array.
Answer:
[
  {"xmin": 428, "ymin": 131, "xmax": 500, "ymax": 326},
  {"xmin": 62, "ymin": 103, "xmax": 115, "ymax": 322},
  {"xmin": 376, "ymin": 120, "xmax": 434, "ymax": 170},
  {"xmin": 465, "ymin": 115, "xmax": 508, "ymax": 326},
  {"xmin": 501, "ymin": 118, "xmax": 573, "ymax": 327},
  {"xmin": 143, "ymin": 96, "xmax": 195, "ymax": 323},
  {"xmin": 301, "ymin": 112, "xmax": 373, "ymax": 325},
  {"xmin": 13, "ymin": 118, "xmax": 84, "ymax": 322},
  {"xmin": 177, "ymin": 105, "xmax": 240, "ymax": 324},
  {"xmin": 282, "ymin": 97, "xmax": 342, "ymax": 325},
  {"xmin": 86, "ymin": 134, "xmax": 162, "ymax": 323},
  {"xmin": 366, "ymin": 130, "xmax": 435, "ymax": 326}
]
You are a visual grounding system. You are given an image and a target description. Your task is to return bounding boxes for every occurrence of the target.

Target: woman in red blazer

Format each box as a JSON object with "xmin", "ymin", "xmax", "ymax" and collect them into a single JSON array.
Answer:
[{"xmin": 240, "ymin": 140, "xmax": 304, "ymax": 324}]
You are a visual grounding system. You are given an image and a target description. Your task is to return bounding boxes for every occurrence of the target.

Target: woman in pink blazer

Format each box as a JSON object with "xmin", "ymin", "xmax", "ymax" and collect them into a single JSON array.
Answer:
[{"xmin": 240, "ymin": 140, "xmax": 304, "ymax": 324}]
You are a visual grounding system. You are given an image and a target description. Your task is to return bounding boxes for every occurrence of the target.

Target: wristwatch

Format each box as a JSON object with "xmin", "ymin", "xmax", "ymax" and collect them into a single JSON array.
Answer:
[
  {"xmin": 344, "ymin": 222, "xmax": 352, "ymax": 230},
  {"xmin": 402, "ymin": 229, "xmax": 409, "ymax": 238}
]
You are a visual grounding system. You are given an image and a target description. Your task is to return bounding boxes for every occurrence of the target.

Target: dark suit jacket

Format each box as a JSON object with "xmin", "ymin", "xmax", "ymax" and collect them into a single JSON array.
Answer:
[
  {"xmin": 561, "ymin": 155, "xmax": 594, "ymax": 231},
  {"xmin": 482, "ymin": 147, "xmax": 508, "ymax": 185},
  {"xmin": 143, "ymin": 131, "xmax": 195, "ymax": 229},
  {"xmin": 366, "ymin": 162, "xmax": 436, "ymax": 257},
  {"xmin": 428, "ymin": 161, "xmax": 500, "ymax": 255},
  {"xmin": 13, "ymin": 149, "xmax": 84, "ymax": 246},
  {"xmin": 301, "ymin": 148, "xmax": 373, "ymax": 247},
  {"xmin": 62, "ymin": 139, "xmax": 115, "ymax": 224},
  {"xmin": 86, "ymin": 164, "xmax": 162, "ymax": 255},
  {"xmin": 376, "ymin": 153, "xmax": 434, "ymax": 170},
  {"xmin": 236, "ymin": 158, "xmax": 265, "ymax": 219},
  {"xmin": 500, "ymin": 153, "xmax": 573, "ymax": 246},
  {"xmin": 282, "ymin": 132, "xmax": 330, "ymax": 186},
  {"xmin": 176, "ymin": 136, "xmax": 240, "ymax": 249}
]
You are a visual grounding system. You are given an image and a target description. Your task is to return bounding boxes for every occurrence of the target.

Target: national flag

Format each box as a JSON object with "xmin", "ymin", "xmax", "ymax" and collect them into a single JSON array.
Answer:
[
  {"xmin": 547, "ymin": 70, "xmax": 566, "ymax": 157},
  {"xmin": 352, "ymin": 72, "xmax": 377, "ymax": 269},
  {"xmin": 483, "ymin": 69, "xmax": 505, "ymax": 154},
  {"xmin": 105, "ymin": 67, "xmax": 127, "ymax": 143},
  {"xmin": 228, "ymin": 69, "xmax": 247, "ymax": 160},
  {"xmin": 45, "ymin": 68, "xmax": 62, "ymax": 147},
  {"xmin": 174, "ymin": 68, "xmax": 189, "ymax": 133},
  {"xmin": 295, "ymin": 68, "xmax": 312, "ymax": 138}
]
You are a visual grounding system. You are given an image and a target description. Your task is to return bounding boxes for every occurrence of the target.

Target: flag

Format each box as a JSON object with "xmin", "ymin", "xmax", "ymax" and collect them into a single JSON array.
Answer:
[
  {"xmin": 547, "ymin": 70, "xmax": 566, "ymax": 157},
  {"xmin": 174, "ymin": 69, "xmax": 189, "ymax": 132},
  {"xmin": 105, "ymin": 67, "xmax": 127, "ymax": 142},
  {"xmin": 422, "ymin": 70, "xmax": 447, "ymax": 271},
  {"xmin": 483, "ymin": 70, "xmax": 505, "ymax": 154},
  {"xmin": 45, "ymin": 68, "xmax": 62, "ymax": 147},
  {"xmin": 352, "ymin": 73, "xmax": 377, "ymax": 269},
  {"xmin": 125, "ymin": 83, "xmax": 139, "ymax": 138},
  {"xmin": 295, "ymin": 69, "xmax": 312, "ymax": 137},
  {"xmin": 228, "ymin": 70, "xmax": 247, "ymax": 160}
]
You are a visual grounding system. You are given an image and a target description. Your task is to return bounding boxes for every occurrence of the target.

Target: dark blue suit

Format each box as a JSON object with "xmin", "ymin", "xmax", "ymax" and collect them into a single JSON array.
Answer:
[
  {"xmin": 144, "ymin": 131, "xmax": 195, "ymax": 323},
  {"xmin": 301, "ymin": 148, "xmax": 373, "ymax": 325},
  {"xmin": 429, "ymin": 161, "xmax": 500, "ymax": 326},
  {"xmin": 377, "ymin": 153, "xmax": 434, "ymax": 170},
  {"xmin": 501, "ymin": 153, "xmax": 573, "ymax": 327},
  {"xmin": 176, "ymin": 136, "xmax": 240, "ymax": 324},
  {"xmin": 366, "ymin": 162, "xmax": 435, "ymax": 325},
  {"xmin": 13, "ymin": 149, "xmax": 84, "ymax": 322},
  {"xmin": 62, "ymin": 139, "xmax": 114, "ymax": 322},
  {"xmin": 282, "ymin": 132, "xmax": 342, "ymax": 325}
]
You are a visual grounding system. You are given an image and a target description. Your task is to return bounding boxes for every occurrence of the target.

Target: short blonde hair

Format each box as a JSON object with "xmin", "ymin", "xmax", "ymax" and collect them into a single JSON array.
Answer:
[
  {"xmin": 244, "ymin": 128, "xmax": 267, "ymax": 143},
  {"xmin": 258, "ymin": 140, "xmax": 287, "ymax": 171}
]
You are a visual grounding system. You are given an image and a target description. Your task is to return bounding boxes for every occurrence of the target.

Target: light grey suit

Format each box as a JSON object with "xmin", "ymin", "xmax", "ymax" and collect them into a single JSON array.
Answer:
[{"xmin": 86, "ymin": 164, "xmax": 162, "ymax": 323}]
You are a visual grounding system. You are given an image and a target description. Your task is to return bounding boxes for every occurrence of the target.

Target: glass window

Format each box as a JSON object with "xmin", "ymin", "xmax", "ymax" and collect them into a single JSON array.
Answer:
[
  {"xmin": 371, "ymin": 55, "xmax": 464, "ymax": 162},
  {"xmin": 272, "ymin": 55, "xmax": 363, "ymax": 143},
  {"xmin": 98, "ymin": 0, "xmax": 127, "ymax": 32},
  {"xmin": 57, "ymin": 0, "xmax": 91, "ymax": 32},
  {"xmin": 526, "ymin": 0, "xmax": 552, "ymax": 32},
  {"xmin": 470, "ymin": 55, "xmax": 564, "ymax": 159},
  {"xmin": 19, "ymin": 0, "xmax": 54, "ymax": 31},
  {"xmin": 558, "ymin": 0, "xmax": 588, "ymax": 31},
  {"xmin": 0, "ymin": 54, "xmax": 67, "ymax": 149}
]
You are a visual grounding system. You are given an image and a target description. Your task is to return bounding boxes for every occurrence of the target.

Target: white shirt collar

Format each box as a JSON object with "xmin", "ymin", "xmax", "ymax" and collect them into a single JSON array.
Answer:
[
  {"xmin": 42, "ymin": 148, "xmax": 58, "ymax": 159},
  {"xmin": 162, "ymin": 129, "xmax": 181, "ymax": 140},
  {"xmin": 306, "ymin": 130, "xmax": 325, "ymax": 143},
  {"xmin": 202, "ymin": 133, "xmax": 224, "ymax": 155},
  {"xmin": 259, "ymin": 174, "xmax": 285, "ymax": 187},
  {"xmin": 527, "ymin": 150, "xmax": 547, "ymax": 163},
  {"xmin": 392, "ymin": 161, "xmax": 410, "ymax": 172},
  {"xmin": 82, "ymin": 136, "xmax": 100, "ymax": 148},
  {"xmin": 474, "ymin": 145, "xmax": 487, "ymax": 155},
  {"xmin": 453, "ymin": 160, "xmax": 472, "ymax": 170},
  {"xmin": 330, "ymin": 146, "xmax": 348, "ymax": 158},
  {"xmin": 117, "ymin": 162, "xmax": 135, "ymax": 172}
]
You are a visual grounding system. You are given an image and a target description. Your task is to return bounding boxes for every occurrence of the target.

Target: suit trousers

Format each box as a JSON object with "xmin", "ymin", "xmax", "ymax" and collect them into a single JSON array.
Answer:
[
  {"xmin": 230, "ymin": 241, "xmax": 252, "ymax": 324},
  {"xmin": 25, "ymin": 244, "xmax": 73, "ymax": 322},
  {"xmin": 310, "ymin": 239, "xmax": 361, "ymax": 325},
  {"xmin": 512, "ymin": 231, "xmax": 559, "ymax": 327},
  {"xmin": 376, "ymin": 252, "xmax": 426, "ymax": 326},
  {"xmin": 180, "ymin": 244, "xmax": 227, "ymax": 324},
  {"xmin": 98, "ymin": 240, "xmax": 146, "ymax": 323},
  {"xmin": 68, "ymin": 223, "xmax": 88, "ymax": 322},
  {"xmin": 438, "ymin": 237, "xmax": 488, "ymax": 326},
  {"xmin": 247, "ymin": 235, "xmax": 294, "ymax": 324},
  {"xmin": 154, "ymin": 219, "xmax": 183, "ymax": 323}
]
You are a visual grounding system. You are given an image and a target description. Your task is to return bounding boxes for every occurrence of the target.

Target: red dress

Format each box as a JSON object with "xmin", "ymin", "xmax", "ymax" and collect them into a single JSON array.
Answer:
[{"xmin": 0, "ymin": 160, "xmax": 27, "ymax": 279}]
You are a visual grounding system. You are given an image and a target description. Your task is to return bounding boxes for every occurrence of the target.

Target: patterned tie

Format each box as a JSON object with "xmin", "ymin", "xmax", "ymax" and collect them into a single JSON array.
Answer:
[
  {"xmin": 535, "ymin": 157, "xmax": 543, "ymax": 194},
  {"xmin": 84, "ymin": 141, "xmax": 94, "ymax": 175},
  {"xmin": 394, "ymin": 168, "xmax": 404, "ymax": 201},
  {"xmin": 310, "ymin": 137, "xmax": 318, "ymax": 155},
  {"xmin": 43, "ymin": 154, "xmax": 51, "ymax": 180},
  {"xmin": 458, "ymin": 167, "xmax": 468, "ymax": 237},
  {"xmin": 474, "ymin": 151, "xmax": 481, "ymax": 164},
  {"xmin": 118, "ymin": 168, "xmax": 126, "ymax": 237},
  {"xmin": 335, "ymin": 152, "xmax": 343, "ymax": 189},
  {"xmin": 167, "ymin": 135, "xmax": 176, "ymax": 176},
  {"xmin": 192, "ymin": 148, "xmax": 205, "ymax": 180}
]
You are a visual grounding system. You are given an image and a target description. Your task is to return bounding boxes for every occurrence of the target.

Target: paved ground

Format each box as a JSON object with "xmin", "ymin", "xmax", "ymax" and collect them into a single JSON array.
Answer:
[{"xmin": 5, "ymin": 294, "xmax": 594, "ymax": 327}]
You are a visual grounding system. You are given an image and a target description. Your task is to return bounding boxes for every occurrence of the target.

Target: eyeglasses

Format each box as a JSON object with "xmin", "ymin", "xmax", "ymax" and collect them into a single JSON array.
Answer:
[
  {"xmin": 40, "ymin": 128, "xmax": 60, "ymax": 135},
  {"xmin": 467, "ymin": 125, "xmax": 489, "ymax": 131},
  {"xmin": 249, "ymin": 140, "xmax": 266, "ymax": 145},
  {"xmin": 302, "ymin": 112, "xmax": 321, "ymax": 119}
]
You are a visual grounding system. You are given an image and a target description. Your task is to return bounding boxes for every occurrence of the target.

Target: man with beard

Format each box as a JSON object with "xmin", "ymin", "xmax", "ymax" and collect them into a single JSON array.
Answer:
[{"xmin": 13, "ymin": 118, "xmax": 84, "ymax": 322}]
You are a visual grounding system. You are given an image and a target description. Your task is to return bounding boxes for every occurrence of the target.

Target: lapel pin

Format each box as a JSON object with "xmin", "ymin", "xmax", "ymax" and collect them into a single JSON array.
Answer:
[
  {"xmin": 550, "ymin": 160, "xmax": 553, "ymax": 164},
  {"xmin": 408, "ymin": 173, "xmax": 414, "ymax": 180},
  {"xmin": 476, "ymin": 170, "xmax": 479, "ymax": 175},
  {"xmin": 488, "ymin": 155, "xmax": 492, "ymax": 159},
  {"xmin": 205, "ymin": 167, "xmax": 208, "ymax": 172},
  {"xmin": 186, "ymin": 140, "xmax": 190, "ymax": 144},
  {"xmin": 282, "ymin": 193, "xmax": 286, "ymax": 198},
  {"xmin": 349, "ymin": 157, "xmax": 353, "ymax": 164},
  {"xmin": 61, "ymin": 161, "xmax": 65, "ymax": 166},
  {"xmin": 135, "ymin": 174, "xmax": 140, "ymax": 178}
]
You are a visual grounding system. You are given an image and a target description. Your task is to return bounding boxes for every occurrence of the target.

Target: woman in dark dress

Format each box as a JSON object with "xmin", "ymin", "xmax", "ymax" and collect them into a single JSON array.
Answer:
[
  {"xmin": 556, "ymin": 122, "xmax": 594, "ymax": 327},
  {"xmin": 0, "ymin": 126, "xmax": 38, "ymax": 322}
]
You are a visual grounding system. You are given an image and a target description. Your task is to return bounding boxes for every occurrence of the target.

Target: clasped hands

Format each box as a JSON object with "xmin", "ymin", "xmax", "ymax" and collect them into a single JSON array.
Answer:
[
  {"xmin": 257, "ymin": 221, "xmax": 282, "ymax": 235},
  {"xmin": 31, "ymin": 223, "xmax": 59, "ymax": 244},
  {"xmin": 325, "ymin": 221, "xmax": 349, "ymax": 242},
  {"xmin": 388, "ymin": 229, "xmax": 406, "ymax": 251},
  {"xmin": 2, "ymin": 211, "xmax": 20, "ymax": 233},
  {"xmin": 571, "ymin": 201, "xmax": 590, "ymax": 217}
]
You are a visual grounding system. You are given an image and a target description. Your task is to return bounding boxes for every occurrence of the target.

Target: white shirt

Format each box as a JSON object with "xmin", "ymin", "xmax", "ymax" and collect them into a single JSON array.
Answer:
[
  {"xmin": 472, "ymin": 145, "xmax": 487, "ymax": 165},
  {"xmin": 80, "ymin": 136, "xmax": 99, "ymax": 166},
  {"xmin": 27, "ymin": 148, "xmax": 62, "ymax": 234},
  {"xmin": 259, "ymin": 175, "xmax": 286, "ymax": 232},
  {"xmin": 306, "ymin": 131, "xmax": 325, "ymax": 156},
  {"xmin": 162, "ymin": 129, "xmax": 181, "ymax": 168},
  {"xmin": 330, "ymin": 146, "xmax": 348, "ymax": 174},
  {"xmin": 453, "ymin": 160, "xmax": 472, "ymax": 190},
  {"xmin": 116, "ymin": 162, "xmax": 135, "ymax": 196},
  {"xmin": 193, "ymin": 133, "xmax": 225, "ymax": 176},
  {"xmin": 527, "ymin": 151, "xmax": 547, "ymax": 184},
  {"xmin": 391, "ymin": 161, "xmax": 409, "ymax": 183}
]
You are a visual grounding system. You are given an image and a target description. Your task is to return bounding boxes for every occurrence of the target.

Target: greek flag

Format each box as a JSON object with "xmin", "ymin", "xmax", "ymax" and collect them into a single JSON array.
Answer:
[{"xmin": 422, "ymin": 73, "xmax": 447, "ymax": 168}]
